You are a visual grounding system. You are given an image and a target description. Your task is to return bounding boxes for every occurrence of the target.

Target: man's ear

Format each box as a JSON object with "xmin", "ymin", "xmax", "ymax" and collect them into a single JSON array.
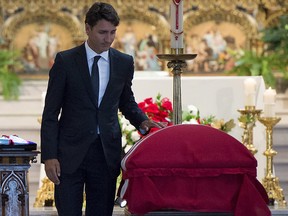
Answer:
[{"xmin": 85, "ymin": 23, "xmax": 90, "ymax": 35}]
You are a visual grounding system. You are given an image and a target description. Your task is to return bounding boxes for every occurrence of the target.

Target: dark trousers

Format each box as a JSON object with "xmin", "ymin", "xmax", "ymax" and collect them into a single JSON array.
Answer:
[{"xmin": 55, "ymin": 138, "xmax": 117, "ymax": 216}]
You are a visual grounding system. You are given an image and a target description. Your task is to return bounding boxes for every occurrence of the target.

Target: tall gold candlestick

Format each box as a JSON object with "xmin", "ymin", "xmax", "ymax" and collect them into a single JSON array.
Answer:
[
  {"xmin": 237, "ymin": 106, "xmax": 262, "ymax": 155},
  {"xmin": 157, "ymin": 50, "xmax": 197, "ymax": 124},
  {"xmin": 258, "ymin": 116, "xmax": 287, "ymax": 206}
]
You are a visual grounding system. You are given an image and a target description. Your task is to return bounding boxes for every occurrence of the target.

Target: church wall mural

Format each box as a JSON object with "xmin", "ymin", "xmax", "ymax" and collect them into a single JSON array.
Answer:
[
  {"xmin": 185, "ymin": 21, "xmax": 247, "ymax": 74},
  {"xmin": 112, "ymin": 21, "xmax": 163, "ymax": 71},
  {"xmin": 12, "ymin": 23, "xmax": 74, "ymax": 74},
  {"xmin": 0, "ymin": 0, "xmax": 287, "ymax": 78}
]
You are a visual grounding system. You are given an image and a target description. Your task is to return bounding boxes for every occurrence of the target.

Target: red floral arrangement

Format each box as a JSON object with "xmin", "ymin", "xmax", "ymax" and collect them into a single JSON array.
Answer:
[
  {"xmin": 138, "ymin": 93, "xmax": 173, "ymax": 133},
  {"xmin": 119, "ymin": 94, "xmax": 235, "ymax": 153}
]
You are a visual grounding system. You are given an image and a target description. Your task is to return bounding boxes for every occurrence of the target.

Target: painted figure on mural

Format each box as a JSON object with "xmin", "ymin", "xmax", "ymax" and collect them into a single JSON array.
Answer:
[
  {"xmin": 121, "ymin": 25, "xmax": 137, "ymax": 59},
  {"xmin": 137, "ymin": 34, "xmax": 161, "ymax": 71},
  {"xmin": 22, "ymin": 25, "xmax": 60, "ymax": 72},
  {"xmin": 186, "ymin": 25, "xmax": 243, "ymax": 73},
  {"xmin": 47, "ymin": 34, "xmax": 60, "ymax": 67}
]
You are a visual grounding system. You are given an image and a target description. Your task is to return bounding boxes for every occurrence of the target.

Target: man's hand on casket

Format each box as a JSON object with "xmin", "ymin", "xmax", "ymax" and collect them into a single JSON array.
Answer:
[
  {"xmin": 139, "ymin": 120, "xmax": 166, "ymax": 135},
  {"xmin": 44, "ymin": 159, "xmax": 61, "ymax": 185}
]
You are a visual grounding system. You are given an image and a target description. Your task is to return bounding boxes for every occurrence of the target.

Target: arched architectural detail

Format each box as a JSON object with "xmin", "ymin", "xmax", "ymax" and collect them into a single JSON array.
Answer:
[
  {"xmin": 119, "ymin": 8, "xmax": 169, "ymax": 40},
  {"xmin": 264, "ymin": 11, "xmax": 288, "ymax": 27},
  {"xmin": 2, "ymin": 172, "xmax": 25, "ymax": 195},
  {"xmin": 0, "ymin": 0, "xmax": 287, "ymax": 74},
  {"xmin": 2, "ymin": 10, "xmax": 85, "ymax": 45},
  {"xmin": 184, "ymin": 7, "xmax": 259, "ymax": 41}
]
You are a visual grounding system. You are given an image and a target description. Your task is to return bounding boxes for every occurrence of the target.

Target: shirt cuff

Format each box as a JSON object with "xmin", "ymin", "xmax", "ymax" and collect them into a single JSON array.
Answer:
[{"xmin": 139, "ymin": 128, "xmax": 147, "ymax": 135}]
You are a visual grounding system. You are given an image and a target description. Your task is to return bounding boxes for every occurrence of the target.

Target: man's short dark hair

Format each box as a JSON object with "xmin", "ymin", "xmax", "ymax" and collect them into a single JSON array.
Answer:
[{"xmin": 85, "ymin": 2, "xmax": 120, "ymax": 27}]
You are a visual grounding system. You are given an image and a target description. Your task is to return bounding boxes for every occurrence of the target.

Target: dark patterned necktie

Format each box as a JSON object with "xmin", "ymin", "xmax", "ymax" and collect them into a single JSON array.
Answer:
[{"xmin": 91, "ymin": 56, "xmax": 101, "ymax": 106}]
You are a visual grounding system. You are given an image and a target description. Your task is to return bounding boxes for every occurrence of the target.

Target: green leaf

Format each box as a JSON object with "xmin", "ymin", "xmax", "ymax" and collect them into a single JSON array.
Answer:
[{"xmin": 0, "ymin": 49, "xmax": 22, "ymax": 100}]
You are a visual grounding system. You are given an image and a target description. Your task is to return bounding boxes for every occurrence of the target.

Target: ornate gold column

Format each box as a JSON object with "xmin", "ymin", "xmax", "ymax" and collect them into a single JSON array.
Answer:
[
  {"xmin": 237, "ymin": 106, "xmax": 262, "ymax": 155},
  {"xmin": 258, "ymin": 116, "xmax": 287, "ymax": 206}
]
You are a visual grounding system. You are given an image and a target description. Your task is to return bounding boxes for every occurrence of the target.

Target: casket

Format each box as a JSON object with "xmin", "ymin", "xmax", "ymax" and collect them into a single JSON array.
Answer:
[{"xmin": 120, "ymin": 124, "xmax": 270, "ymax": 216}]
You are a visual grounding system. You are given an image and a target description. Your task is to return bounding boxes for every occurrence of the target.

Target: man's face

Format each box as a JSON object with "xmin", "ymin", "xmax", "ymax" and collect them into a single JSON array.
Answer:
[{"xmin": 86, "ymin": 19, "xmax": 117, "ymax": 53}]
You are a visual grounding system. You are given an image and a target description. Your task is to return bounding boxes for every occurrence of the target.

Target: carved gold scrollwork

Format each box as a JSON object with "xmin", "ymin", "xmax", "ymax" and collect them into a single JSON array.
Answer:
[
  {"xmin": 118, "ymin": 7, "xmax": 169, "ymax": 39},
  {"xmin": 0, "ymin": 0, "xmax": 287, "ymax": 49},
  {"xmin": 2, "ymin": 10, "xmax": 84, "ymax": 45},
  {"xmin": 184, "ymin": 8, "xmax": 258, "ymax": 40}
]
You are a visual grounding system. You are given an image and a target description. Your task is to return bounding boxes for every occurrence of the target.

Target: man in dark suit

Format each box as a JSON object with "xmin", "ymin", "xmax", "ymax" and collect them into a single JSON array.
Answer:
[{"xmin": 41, "ymin": 2, "xmax": 163, "ymax": 216}]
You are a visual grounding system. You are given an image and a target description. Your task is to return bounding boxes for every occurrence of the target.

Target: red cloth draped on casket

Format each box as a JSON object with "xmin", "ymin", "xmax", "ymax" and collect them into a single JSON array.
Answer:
[{"xmin": 120, "ymin": 124, "xmax": 271, "ymax": 216}]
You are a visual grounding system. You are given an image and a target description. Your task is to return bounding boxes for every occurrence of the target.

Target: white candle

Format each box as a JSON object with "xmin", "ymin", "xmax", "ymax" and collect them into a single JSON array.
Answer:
[
  {"xmin": 170, "ymin": 0, "xmax": 183, "ymax": 49},
  {"xmin": 244, "ymin": 78, "xmax": 257, "ymax": 106},
  {"xmin": 263, "ymin": 87, "xmax": 276, "ymax": 117},
  {"xmin": 264, "ymin": 87, "xmax": 276, "ymax": 104}
]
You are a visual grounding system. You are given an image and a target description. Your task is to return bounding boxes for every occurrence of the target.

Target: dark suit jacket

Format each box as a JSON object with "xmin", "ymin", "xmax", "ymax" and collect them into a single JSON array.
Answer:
[{"xmin": 41, "ymin": 43, "xmax": 148, "ymax": 177}]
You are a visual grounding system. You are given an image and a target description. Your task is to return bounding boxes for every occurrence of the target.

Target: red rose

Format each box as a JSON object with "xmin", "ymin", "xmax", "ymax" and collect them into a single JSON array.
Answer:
[
  {"xmin": 161, "ymin": 98, "xmax": 173, "ymax": 111},
  {"xmin": 144, "ymin": 97, "xmax": 153, "ymax": 105}
]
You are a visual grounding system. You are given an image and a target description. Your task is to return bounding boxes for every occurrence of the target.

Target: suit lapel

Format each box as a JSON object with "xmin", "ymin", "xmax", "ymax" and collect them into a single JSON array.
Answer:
[{"xmin": 75, "ymin": 44, "xmax": 98, "ymax": 108}]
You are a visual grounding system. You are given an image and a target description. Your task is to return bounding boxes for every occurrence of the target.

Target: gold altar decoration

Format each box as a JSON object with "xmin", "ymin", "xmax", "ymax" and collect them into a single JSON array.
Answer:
[
  {"xmin": 237, "ymin": 106, "xmax": 262, "ymax": 155},
  {"xmin": 34, "ymin": 178, "xmax": 88, "ymax": 208},
  {"xmin": 1, "ymin": 0, "xmax": 287, "ymax": 51},
  {"xmin": 1, "ymin": 0, "xmax": 288, "ymax": 77},
  {"xmin": 33, "ymin": 177, "xmax": 55, "ymax": 207},
  {"xmin": 258, "ymin": 116, "xmax": 287, "ymax": 207}
]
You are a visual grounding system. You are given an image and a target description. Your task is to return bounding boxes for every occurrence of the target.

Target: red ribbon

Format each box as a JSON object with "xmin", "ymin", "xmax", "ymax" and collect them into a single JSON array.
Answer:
[
  {"xmin": 173, "ymin": 0, "xmax": 181, "ymax": 5},
  {"xmin": 170, "ymin": 30, "xmax": 183, "ymax": 41},
  {"xmin": 172, "ymin": 0, "xmax": 182, "ymax": 30}
]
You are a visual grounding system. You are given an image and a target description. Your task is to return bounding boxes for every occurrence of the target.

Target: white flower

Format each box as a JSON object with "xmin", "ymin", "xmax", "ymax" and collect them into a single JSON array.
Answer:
[
  {"xmin": 131, "ymin": 131, "xmax": 141, "ymax": 142},
  {"xmin": 119, "ymin": 115, "xmax": 128, "ymax": 123},
  {"xmin": 124, "ymin": 144, "xmax": 133, "ymax": 153},
  {"xmin": 121, "ymin": 136, "xmax": 127, "ymax": 147},
  {"xmin": 187, "ymin": 105, "xmax": 198, "ymax": 116},
  {"xmin": 126, "ymin": 123, "xmax": 136, "ymax": 131},
  {"xmin": 119, "ymin": 115, "xmax": 130, "ymax": 129},
  {"xmin": 182, "ymin": 119, "xmax": 199, "ymax": 124}
]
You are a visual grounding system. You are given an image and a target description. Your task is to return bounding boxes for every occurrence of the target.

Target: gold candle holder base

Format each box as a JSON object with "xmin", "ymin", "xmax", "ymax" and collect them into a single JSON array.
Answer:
[
  {"xmin": 258, "ymin": 116, "xmax": 287, "ymax": 206},
  {"xmin": 157, "ymin": 53, "xmax": 197, "ymax": 124},
  {"xmin": 170, "ymin": 48, "xmax": 184, "ymax": 54},
  {"xmin": 237, "ymin": 106, "xmax": 262, "ymax": 155}
]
